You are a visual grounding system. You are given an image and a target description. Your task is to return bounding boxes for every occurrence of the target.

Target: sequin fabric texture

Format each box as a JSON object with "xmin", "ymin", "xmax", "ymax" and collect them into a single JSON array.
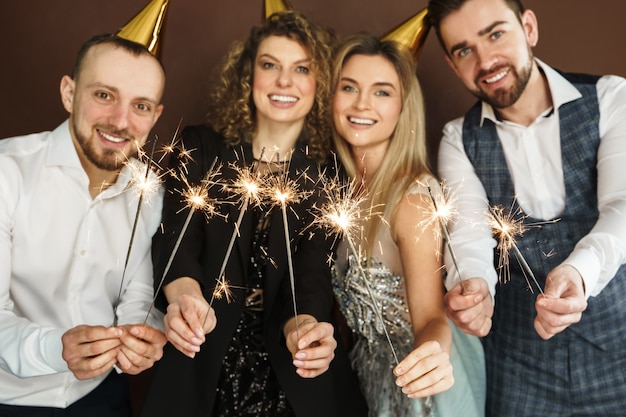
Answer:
[
  {"xmin": 333, "ymin": 254, "xmax": 434, "ymax": 417},
  {"xmin": 212, "ymin": 205, "xmax": 294, "ymax": 417}
]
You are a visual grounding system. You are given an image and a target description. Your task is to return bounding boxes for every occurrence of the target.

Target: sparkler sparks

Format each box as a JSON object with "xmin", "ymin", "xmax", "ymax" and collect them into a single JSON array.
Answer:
[
  {"xmin": 487, "ymin": 204, "xmax": 545, "ymax": 295},
  {"xmin": 311, "ymin": 175, "xmax": 366, "ymax": 245},
  {"xmin": 312, "ymin": 173, "xmax": 400, "ymax": 365},
  {"xmin": 424, "ymin": 182, "xmax": 466, "ymax": 293},
  {"xmin": 144, "ymin": 157, "xmax": 223, "ymax": 324},
  {"xmin": 260, "ymin": 156, "xmax": 313, "ymax": 340},
  {"xmin": 156, "ymin": 118, "xmax": 183, "ymax": 165},
  {"xmin": 201, "ymin": 159, "xmax": 266, "ymax": 328},
  {"xmin": 113, "ymin": 138, "xmax": 161, "ymax": 325}
]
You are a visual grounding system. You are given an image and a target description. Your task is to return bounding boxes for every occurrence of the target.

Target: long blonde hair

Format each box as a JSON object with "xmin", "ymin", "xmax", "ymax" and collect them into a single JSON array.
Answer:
[{"xmin": 331, "ymin": 33, "xmax": 432, "ymax": 250}]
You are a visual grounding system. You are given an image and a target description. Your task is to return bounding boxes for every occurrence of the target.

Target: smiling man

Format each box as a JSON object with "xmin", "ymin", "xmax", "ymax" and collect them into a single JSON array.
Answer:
[
  {"xmin": 0, "ymin": 33, "xmax": 167, "ymax": 417},
  {"xmin": 428, "ymin": 0, "xmax": 626, "ymax": 416}
]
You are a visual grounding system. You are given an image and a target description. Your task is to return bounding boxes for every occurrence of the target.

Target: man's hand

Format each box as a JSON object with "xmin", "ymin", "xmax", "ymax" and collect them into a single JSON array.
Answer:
[
  {"xmin": 116, "ymin": 324, "xmax": 167, "ymax": 374},
  {"xmin": 284, "ymin": 315, "xmax": 336, "ymax": 378},
  {"xmin": 444, "ymin": 277, "xmax": 493, "ymax": 337},
  {"xmin": 61, "ymin": 325, "xmax": 122, "ymax": 380},
  {"xmin": 535, "ymin": 264, "xmax": 587, "ymax": 339}
]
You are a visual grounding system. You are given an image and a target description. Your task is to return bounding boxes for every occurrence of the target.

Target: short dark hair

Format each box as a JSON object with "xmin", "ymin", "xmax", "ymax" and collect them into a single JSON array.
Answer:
[
  {"xmin": 71, "ymin": 34, "xmax": 165, "ymax": 80},
  {"xmin": 427, "ymin": 0, "xmax": 525, "ymax": 53}
]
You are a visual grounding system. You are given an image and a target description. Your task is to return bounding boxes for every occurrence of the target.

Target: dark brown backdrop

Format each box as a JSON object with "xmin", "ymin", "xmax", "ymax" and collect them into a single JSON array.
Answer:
[
  {"xmin": 1, "ymin": 1, "xmax": 625, "ymax": 414},
  {"xmin": 1, "ymin": 0, "xmax": 625, "ymax": 168}
]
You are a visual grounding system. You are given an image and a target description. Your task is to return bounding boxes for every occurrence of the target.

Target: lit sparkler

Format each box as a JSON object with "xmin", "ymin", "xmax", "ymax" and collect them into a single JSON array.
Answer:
[
  {"xmin": 201, "ymin": 157, "xmax": 266, "ymax": 327},
  {"xmin": 487, "ymin": 204, "xmax": 545, "ymax": 295},
  {"xmin": 144, "ymin": 157, "xmax": 222, "ymax": 324},
  {"xmin": 312, "ymin": 174, "xmax": 400, "ymax": 365},
  {"xmin": 156, "ymin": 118, "xmax": 183, "ymax": 165},
  {"xmin": 113, "ymin": 138, "xmax": 161, "ymax": 325},
  {"xmin": 261, "ymin": 154, "xmax": 313, "ymax": 340},
  {"xmin": 424, "ymin": 182, "xmax": 466, "ymax": 293}
]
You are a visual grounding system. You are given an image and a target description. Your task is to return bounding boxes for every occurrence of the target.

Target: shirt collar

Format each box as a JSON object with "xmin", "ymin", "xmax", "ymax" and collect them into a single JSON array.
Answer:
[
  {"xmin": 47, "ymin": 120, "xmax": 83, "ymax": 170},
  {"xmin": 480, "ymin": 58, "xmax": 583, "ymax": 126},
  {"xmin": 46, "ymin": 119, "xmax": 135, "ymax": 195}
]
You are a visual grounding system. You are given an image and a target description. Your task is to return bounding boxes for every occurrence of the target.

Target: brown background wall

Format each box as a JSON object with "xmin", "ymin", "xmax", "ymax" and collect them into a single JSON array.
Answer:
[
  {"xmin": 0, "ymin": 1, "xmax": 625, "ymax": 413},
  {"xmin": 1, "ymin": 0, "xmax": 625, "ymax": 169}
]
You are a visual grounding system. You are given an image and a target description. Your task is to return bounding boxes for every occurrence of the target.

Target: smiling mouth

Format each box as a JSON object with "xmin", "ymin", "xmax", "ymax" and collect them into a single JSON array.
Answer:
[
  {"xmin": 269, "ymin": 94, "xmax": 298, "ymax": 103},
  {"xmin": 98, "ymin": 129, "xmax": 127, "ymax": 144},
  {"xmin": 348, "ymin": 116, "xmax": 375, "ymax": 125},
  {"xmin": 484, "ymin": 69, "xmax": 509, "ymax": 84}
]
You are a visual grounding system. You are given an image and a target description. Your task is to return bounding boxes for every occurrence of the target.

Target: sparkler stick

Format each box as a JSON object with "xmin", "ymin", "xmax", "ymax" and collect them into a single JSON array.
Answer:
[
  {"xmin": 281, "ymin": 200, "xmax": 299, "ymax": 340},
  {"xmin": 144, "ymin": 157, "xmax": 221, "ymax": 324},
  {"xmin": 426, "ymin": 185, "xmax": 466, "ymax": 293},
  {"xmin": 201, "ymin": 155, "xmax": 265, "ymax": 328},
  {"xmin": 263, "ymin": 155, "xmax": 311, "ymax": 341},
  {"xmin": 313, "ymin": 175, "xmax": 399, "ymax": 365},
  {"xmin": 487, "ymin": 204, "xmax": 545, "ymax": 295},
  {"xmin": 113, "ymin": 138, "xmax": 159, "ymax": 325}
]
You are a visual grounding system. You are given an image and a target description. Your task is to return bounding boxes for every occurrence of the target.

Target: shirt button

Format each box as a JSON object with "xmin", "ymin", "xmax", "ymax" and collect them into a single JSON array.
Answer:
[{"xmin": 80, "ymin": 250, "xmax": 86, "ymax": 256}]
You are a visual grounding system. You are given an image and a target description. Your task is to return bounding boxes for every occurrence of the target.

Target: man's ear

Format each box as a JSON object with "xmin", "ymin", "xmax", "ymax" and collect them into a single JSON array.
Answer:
[
  {"xmin": 59, "ymin": 75, "xmax": 75, "ymax": 113},
  {"xmin": 521, "ymin": 9, "xmax": 539, "ymax": 48}
]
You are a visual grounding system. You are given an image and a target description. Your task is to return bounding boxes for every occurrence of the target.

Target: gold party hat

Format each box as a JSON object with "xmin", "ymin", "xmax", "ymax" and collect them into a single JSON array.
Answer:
[
  {"xmin": 381, "ymin": 7, "xmax": 430, "ymax": 62},
  {"xmin": 264, "ymin": 0, "xmax": 294, "ymax": 19},
  {"xmin": 117, "ymin": 0, "xmax": 170, "ymax": 57}
]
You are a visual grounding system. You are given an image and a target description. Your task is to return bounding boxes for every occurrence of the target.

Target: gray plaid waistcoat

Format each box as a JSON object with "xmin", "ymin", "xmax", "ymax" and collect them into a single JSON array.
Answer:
[{"xmin": 461, "ymin": 72, "xmax": 626, "ymax": 350}]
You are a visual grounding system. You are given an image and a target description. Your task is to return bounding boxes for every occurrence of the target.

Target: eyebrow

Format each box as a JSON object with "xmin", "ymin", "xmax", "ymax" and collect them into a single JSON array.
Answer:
[
  {"xmin": 257, "ymin": 53, "xmax": 311, "ymax": 66},
  {"xmin": 448, "ymin": 20, "xmax": 507, "ymax": 56},
  {"xmin": 87, "ymin": 82, "xmax": 159, "ymax": 104},
  {"xmin": 340, "ymin": 76, "xmax": 398, "ymax": 90}
]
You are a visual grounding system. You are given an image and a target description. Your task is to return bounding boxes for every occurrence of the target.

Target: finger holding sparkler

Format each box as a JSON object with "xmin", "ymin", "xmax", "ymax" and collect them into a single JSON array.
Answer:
[
  {"xmin": 161, "ymin": 282, "xmax": 217, "ymax": 358},
  {"xmin": 283, "ymin": 315, "xmax": 338, "ymax": 378},
  {"xmin": 144, "ymin": 157, "xmax": 222, "ymax": 324}
]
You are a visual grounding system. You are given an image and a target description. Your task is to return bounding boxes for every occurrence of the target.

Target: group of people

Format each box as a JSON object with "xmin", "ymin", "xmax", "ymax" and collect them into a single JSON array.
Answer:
[{"xmin": 1, "ymin": 1, "xmax": 625, "ymax": 417}]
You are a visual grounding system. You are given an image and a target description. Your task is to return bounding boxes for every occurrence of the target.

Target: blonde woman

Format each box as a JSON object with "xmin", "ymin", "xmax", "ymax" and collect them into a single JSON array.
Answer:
[{"xmin": 331, "ymin": 33, "xmax": 485, "ymax": 417}]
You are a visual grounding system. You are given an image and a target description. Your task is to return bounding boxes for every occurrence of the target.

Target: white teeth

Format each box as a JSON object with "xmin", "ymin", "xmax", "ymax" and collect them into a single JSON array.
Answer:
[
  {"xmin": 270, "ymin": 95, "xmax": 297, "ymax": 103},
  {"xmin": 99, "ymin": 130, "xmax": 125, "ymax": 143},
  {"xmin": 485, "ymin": 70, "xmax": 508, "ymax": 84},
  {"xmin": 348, "ymin": 117, "xmax": 375, "ymax": 125}
]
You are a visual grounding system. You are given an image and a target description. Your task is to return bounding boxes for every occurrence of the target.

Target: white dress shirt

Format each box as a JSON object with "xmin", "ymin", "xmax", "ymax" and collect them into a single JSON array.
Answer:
[
  {"xmin": 0, "ymin": 120, "xmax": 163, "ymax": 407},
  {"xmin": 438, "ymin": 59, "xmax": 626, "ymax": 299}
]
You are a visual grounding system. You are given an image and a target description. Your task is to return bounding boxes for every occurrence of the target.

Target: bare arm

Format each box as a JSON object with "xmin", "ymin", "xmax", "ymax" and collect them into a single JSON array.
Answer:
[{"xmin": 392, "ymin": 191, "xmax": 454, "ymax": 398}]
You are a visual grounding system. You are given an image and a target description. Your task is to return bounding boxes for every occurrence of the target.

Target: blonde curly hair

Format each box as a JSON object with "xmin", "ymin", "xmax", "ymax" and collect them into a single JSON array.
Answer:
[{"xmin": 207, "ymin": 11, "xmax": 335, "ymax": 163}]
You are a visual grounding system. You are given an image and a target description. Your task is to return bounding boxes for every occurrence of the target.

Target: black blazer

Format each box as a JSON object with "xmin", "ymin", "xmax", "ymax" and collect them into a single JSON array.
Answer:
[{"xmin": 140, "ymin": 125, "xmax": 367, "ymax": 417}]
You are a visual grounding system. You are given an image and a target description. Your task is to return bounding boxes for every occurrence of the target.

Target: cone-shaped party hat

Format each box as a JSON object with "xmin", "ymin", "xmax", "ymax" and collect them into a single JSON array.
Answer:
[
  {"xmin": 381, "ymin": 7, "xmax": 430, "ymax": 62},
  {"xmin": 264, "ymin": 0, "xmax": 294, "ymax": 19},
  {"xmin": 117, "ymin": 0, "xmax": 170, "ymax": 57}
]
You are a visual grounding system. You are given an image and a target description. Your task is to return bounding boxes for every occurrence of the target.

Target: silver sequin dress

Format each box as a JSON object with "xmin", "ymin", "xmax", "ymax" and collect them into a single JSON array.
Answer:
[{"xmin": 332, "ymin": 178, "xmax": 486, "ymax": 417}]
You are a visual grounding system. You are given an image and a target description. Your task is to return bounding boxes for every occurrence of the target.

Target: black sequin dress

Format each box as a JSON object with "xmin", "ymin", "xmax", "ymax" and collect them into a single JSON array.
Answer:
[{"xmin": 212, "ymin": 201, "xmax": 295, "ymax": 417}]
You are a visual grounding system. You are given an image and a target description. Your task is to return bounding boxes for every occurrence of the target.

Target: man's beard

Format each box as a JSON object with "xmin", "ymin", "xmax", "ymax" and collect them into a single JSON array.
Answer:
[
  {"xmin": 73, "ymin": 122, "xmax": 138, "ymax": 171},
  {"xmin": 472, "ymin": 55, "xmax": 533, "ymax": 109}
]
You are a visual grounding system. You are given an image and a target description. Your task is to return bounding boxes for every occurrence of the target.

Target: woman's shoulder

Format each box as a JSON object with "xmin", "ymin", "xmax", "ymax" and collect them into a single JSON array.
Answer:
[{"xmin": 405, "ymin": 173, "xmax": 439, "ymax": 197}]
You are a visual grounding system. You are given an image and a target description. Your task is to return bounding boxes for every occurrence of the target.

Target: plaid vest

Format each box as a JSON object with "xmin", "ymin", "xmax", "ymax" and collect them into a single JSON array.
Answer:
[{"xmin": 461, "ymin": 72, "xmax": 626, "ymax": 350}]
